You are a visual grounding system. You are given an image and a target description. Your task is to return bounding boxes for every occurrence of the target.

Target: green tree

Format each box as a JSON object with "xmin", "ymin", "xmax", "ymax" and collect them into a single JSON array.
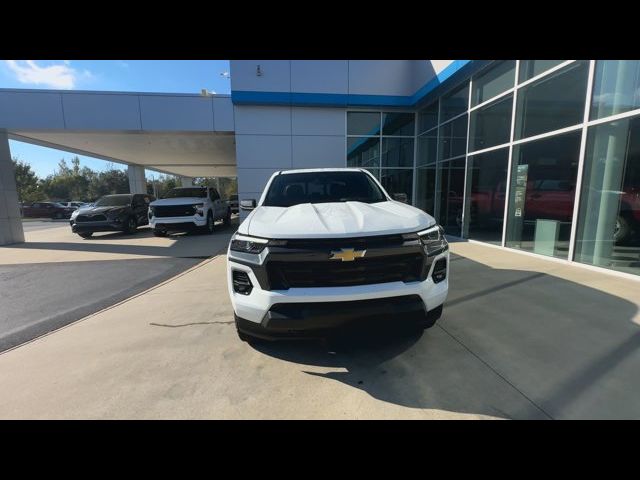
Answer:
[
  {"xmin": 147, "ymin": 174, "xmax": 178, "ymax": 198},
  {"xmin": 40, "ymin": 157, "xmax": 90, "ymax": 201},
  {"xmin": 194, "ymin": 177, "xmax": 237, "ymax": 199},
  {"xmin": 87, "ymin": 169, "xmax": 129, "ymax": 200},
  {"xmin": 11, "ymin": 158, "xmax": 45, "ymax": 203}
]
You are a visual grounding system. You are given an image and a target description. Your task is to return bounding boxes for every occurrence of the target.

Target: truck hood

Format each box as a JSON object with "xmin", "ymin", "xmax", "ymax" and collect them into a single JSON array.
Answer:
[
  {"xmin": 82, "ymin": 205, "xmax": 128, "ymax": 214},
  {"xmin": 150, "ymin": 197, "xmax": 206, "ymax": 206},
  {"xmin": 241, "ymin": 201, "xmax": 435, "ymax": 239}
]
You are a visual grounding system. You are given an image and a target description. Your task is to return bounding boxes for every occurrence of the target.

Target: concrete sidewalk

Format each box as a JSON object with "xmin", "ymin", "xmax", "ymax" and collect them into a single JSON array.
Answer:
[{"xmin": 0, "ymin": 240, "xmax": 638, "ymax": 419}]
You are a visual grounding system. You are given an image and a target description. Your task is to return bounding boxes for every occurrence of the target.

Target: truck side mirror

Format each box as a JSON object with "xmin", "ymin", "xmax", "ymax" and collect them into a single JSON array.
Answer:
[{"xmin": 240, "ymin": 199, "xmax": 257, "ymax": 211}]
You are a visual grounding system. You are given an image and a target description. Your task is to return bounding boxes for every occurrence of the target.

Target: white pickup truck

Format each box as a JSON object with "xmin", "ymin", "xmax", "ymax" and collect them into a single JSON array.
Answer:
[
  {"xmin": 149, "ymin": 186, "xmax": 231, "ymax": 236},
  {"xmin": 226, "ymin": 168, "xmax": 449, "ymax": 342}
]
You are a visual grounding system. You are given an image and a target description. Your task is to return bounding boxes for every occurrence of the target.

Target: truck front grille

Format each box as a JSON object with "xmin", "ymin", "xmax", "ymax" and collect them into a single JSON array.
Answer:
[
  {"xmin": 266, "ymin": 252, "xmax": 424, "ymax": 289},
  {"xmin": 153, "ymin": 205, "xmax": 196, "ymax": 217},
  {"xmin": 76, "ymin": 214, "xmax": 106, "ymax": 222}
]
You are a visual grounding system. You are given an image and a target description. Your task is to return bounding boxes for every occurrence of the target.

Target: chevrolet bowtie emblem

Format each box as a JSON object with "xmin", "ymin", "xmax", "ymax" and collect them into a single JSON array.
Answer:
[{"xmin": 330, "ymin": 248, "xmax": 366, "ymax": 262}]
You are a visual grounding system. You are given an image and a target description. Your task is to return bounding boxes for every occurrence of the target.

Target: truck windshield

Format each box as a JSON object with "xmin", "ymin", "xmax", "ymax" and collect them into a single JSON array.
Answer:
[
  {"xmin": 263, "ymin": 171, "xmax": 387, "ymax": 207},
  {"xmin": 94, "ymin": 195, "xmax": 132, "ymax": 207},
  {"xmin": 164, "ymin": 188, "xmax": 207, "ymax": 198}
]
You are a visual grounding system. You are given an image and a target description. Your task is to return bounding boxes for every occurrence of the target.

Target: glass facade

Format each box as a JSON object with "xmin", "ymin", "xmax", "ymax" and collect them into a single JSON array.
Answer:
[
  {"xmin": 346, "ymin": 60, "xmax": 640, "ymax": 277},
  {"xmin": 505, "ymin": 132, "xmax": 581, "ymax": 258},
  {"xmin": 463, "ymin": 148, "xmax": 509, "ymax": 244},
  {"xmin": 347, "ymin": 110, "xmax": 414, "ymax": 204},
  {"xmin": 574, "ymin": 117, "xmax": 640, "ymax": 275}
]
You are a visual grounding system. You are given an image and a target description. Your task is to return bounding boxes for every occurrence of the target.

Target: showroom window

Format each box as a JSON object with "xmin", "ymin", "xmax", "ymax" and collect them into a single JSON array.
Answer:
[
  {"xmin": 416, "ymin": 165, "xmax": 437, "ymax": 215},
  {"xmin": 590, "ymin": 60, "xmax": 640, "ymax": 120},
  {"xmin": 417, "ymin": 127, "xmax": 437, "ymax": 166},
  {"xmin": 505, "ymin": 131, "xmax": 581, "ymax": 258},
  {"xmin": 347, "ymin": 136, "xmax": 380, "ymax": 168},
  {"xmin": 463, "ymin": 148, "xmax": 509, "ymax": 244},
  {"xmin": 347, "ymin": 112, "xmax": 381, "ymax": 136},
  {"xmin": 440, "ymin": 82, "xmax": 469, "ymax": 122},
  {"xmin": 574, "ymin": 116, "xmax": 640, "ymax": 276},
  {"xmin": 515, "ymin": 60, "xmax": 589, "ymax": 140},
  {"xmin": 347, "ymin": 110, "xmax": 415, "ymax": 204},
  {"xmin": 381, "ymin": 169, "xmax": 414, "ymax": 204},
  {"xmin": 418, "ymin": 101, "xmax": 439, "ymax": 134},
  {"xmin": 469, "ymin": 94, "xmax": 513, "ymax": 152},
  {"xmin": 382, "ymin": 137, "xmax": 414, "ymax": 168},
  {"xmin": 471, "ymin": 60, "xmax": 516, "ymax": 107},
  {"xmin": 438, "ymin": 114, "xmax": 468, "ymax": 161},
  {"xmin": 436, "ymin": 158, "xmax": 467, "ymax": 236},
  {"xmin": 518, "ymin": 60, "xmax": 565, "ymax": 83}
]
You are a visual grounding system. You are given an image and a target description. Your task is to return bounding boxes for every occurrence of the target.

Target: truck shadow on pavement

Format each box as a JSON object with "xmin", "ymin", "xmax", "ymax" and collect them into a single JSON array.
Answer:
[
  {"xmin": 8, "ymin": 222, "xmax": 238, "ymax": 259},
  {"xmin": 253, "ymin": 255, "xmax": 640, "ymax": 419}
]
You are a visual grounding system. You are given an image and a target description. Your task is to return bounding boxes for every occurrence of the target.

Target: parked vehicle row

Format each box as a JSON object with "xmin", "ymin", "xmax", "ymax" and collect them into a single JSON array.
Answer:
[{"xmin": 68, "ymin": 187, "xmax": 233, "ymax": 238}]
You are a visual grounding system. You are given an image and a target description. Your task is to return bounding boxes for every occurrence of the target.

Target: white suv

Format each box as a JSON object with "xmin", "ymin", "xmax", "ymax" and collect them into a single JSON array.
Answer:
[
  {"xmin": 227, "ymin": 168, "xmax": 449, "ymax": 342},
  {"xmin": 149, "ymin": 186, "xmax": 231, "ymax": 236}
]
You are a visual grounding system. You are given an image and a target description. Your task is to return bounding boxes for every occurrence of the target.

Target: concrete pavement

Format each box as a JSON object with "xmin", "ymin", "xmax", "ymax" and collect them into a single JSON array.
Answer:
[
  {"xmin": 0, "ymin": 238, "xmax": 638, "ymax": 419},
  {"xmin": 0, "ymin": 219, "xmax": 237, "ymax": 352}
]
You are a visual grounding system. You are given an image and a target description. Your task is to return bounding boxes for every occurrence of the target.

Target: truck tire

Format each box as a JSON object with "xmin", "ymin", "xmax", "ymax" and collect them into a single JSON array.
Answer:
[
  {"xmin": 223, "ymin": 208, "xmax": 231, "ymax": 226},
  {"xmin": 79, "ymin": 232, "xmax": 93, "ymax": 239},
  {"xmin": 123, "ymin": 216, "xmax": 137, "ymax": 234},
  {"xmin": 204, "ymin": 212, "xmax": 215, "ymax": 234},
  {"xmin": 153, "ymin": 229, "xmax": 167, "ymax": 237},
  {"xmin": 614, "ymin": 214, "xmax": 632, "ymax": 244}
]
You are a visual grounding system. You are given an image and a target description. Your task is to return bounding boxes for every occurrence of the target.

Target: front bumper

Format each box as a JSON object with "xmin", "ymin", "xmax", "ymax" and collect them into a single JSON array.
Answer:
[
  {"xmin": 149, "ymin": 215, "xmax": 206, "ymax": 230},
  {"xmin": 71, "ymin": 220, "xmax": 124, "ymax": 233},
  {"xmin": 227, "ymin": 249, "xmax": 449, "ymax": 337}
]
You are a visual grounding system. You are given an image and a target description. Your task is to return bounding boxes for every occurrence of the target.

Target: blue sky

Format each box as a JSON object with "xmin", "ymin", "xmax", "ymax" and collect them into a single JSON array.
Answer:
[{"xmin": 1, "ymin": 60, "xmax": 231, "ymax": 178}]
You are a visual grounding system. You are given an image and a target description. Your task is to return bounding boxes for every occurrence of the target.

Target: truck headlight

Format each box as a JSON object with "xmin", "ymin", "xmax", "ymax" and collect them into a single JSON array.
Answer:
[
  {"xmin": 417, "ymin": 225, "xmax": 448, "ymax": 257},
  {"xmin": 230, "ymin": 233, "xmax": 269, "ymax": 254},
  {"xmin": 193, "ymin": 203, "xmax": 204, "ymax": 216}
]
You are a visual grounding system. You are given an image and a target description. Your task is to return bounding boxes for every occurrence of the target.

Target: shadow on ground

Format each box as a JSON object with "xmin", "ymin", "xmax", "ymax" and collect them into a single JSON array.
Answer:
[
  {"xmin": 253, "ymin": 253, "xmax": 640, "ymax": 419},
  {"xmin": 7, "ymin": 221, "xmax": 237, "ymax": 258}
]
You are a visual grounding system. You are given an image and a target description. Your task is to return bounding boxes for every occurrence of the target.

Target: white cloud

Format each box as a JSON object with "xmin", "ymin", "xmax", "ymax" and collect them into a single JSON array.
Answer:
[
  {"xmin": 4, "ymin": 60, "xmax": 82, "ymax": 89},
  {"xmin": 116, "ymin": 61, "xmax": 129, "ymax": 68}
]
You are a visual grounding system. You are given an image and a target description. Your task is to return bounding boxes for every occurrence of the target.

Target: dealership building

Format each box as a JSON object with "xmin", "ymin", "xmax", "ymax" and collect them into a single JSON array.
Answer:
[{"xmin": 1, "ymin": 60, "xmax": 639, "ymax": 278}]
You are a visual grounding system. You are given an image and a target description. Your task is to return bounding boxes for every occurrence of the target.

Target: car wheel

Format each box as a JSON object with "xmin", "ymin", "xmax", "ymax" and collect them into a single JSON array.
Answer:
[
  {"xmin": 79, "ymin": 232, "xmax": 93, "ymax": 239},
  {"xmin": 223, "ymin": 209, "xmax": 231, "ymax": 226},
  {"xmin": 614, "ymin": 214, "xmax": 632, "ymax": 244},
  {"xmin": 123, "ymin": 216, "xmax": 137, "ymax": 234},
  {"xmin": 153, "ymin": 229, "xmax": 167, "ymax": 237},
  {"xmin": 205, "ymin": 212, "xmax": 215, "ymax": 234}
]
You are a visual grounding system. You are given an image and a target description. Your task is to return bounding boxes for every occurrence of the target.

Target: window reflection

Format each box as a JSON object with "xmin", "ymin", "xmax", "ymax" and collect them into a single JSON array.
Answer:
[
  {"xmin": 469, "ymin": 95, "xmax": 512, "ymax": 152},
  {"xmin": 472, "ymin": 60, "xmax": 516, "ymax": 106},
  {"xmin": 347, "ymin": 136, "xmax": 380, "ymax": 168},
  {"xmin": 506, "ymin": 132, "xmax": 581, "ymax": 258},
  {"xmin": 439, "ymin": 115, "xmax": 468, "ymax": 160},
  {"xmin": 440, "ymin": 82, "xmax": 469, "ymax": 122},
  {"xmin": 515, "ymin": 60, "xmax": 589, "ymax": 139},
  {"xmin": 381, "ymin": 169, "xmax": 413, "ymax": 204},
  {"xmin": 463, "ymin": 148, "xmax": 509, "ymax": 244},
  {"xmin": 416, "ymin": 166, "xmax": 437, "ymax": 215},
  {"xmin": 575, "ymin": 117, "xmax": 640, "ymax": 275},
  {"xmin": 436, "ymin": 158, "xmax": 466, "ymax": 235},
  {"xmin": 382, "ymin": 137, "xmax": 414, "ymax": 168},
  {"xmin": 591, "ymin": 60, "xmax": 640, "ymax": 120}
]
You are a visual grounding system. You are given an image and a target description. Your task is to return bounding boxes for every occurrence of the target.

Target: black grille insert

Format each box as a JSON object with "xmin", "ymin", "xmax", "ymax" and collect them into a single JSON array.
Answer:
[
  {"xmin": 153, "ymin": 205, "xmax": 197, "ymax": 217},
  {"xmin": 267, "ymin": 253, "xmax": 424, "ymax": 289},
  {"xmin": 76, "ymin": 214, "xmax": 106, "ymax": 222}
]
